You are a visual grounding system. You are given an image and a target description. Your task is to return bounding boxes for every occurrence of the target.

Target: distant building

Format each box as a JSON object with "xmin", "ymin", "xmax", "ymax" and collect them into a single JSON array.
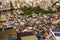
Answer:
[
  {"xmin": 10, "ymin": 0, "xmax": 20, "ymax": 8},
  {"xmin": 1, "ymin": 0, "xmax": 60, "ymax": 10},
  {"xmin": 38, "ymin": 0, "xmax": 52, "ymax": 10},
  {"xmin": 2, "ymin": 0, "xmax": 10, "ymax": 9},
  {"xmin": 58, "ymin": 0, "xmax": 60, "ymax": 6},
  {"xmin": 51, "ymin": 0, "xmax": 59, "ymax": 4}
]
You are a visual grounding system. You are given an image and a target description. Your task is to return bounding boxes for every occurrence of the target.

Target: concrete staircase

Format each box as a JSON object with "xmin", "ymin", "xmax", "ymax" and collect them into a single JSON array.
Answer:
[
  {"xmin": 21, "ymin": 35, "xmax": 38, "ymax": 40},
  {"xmin": 0, "ymin": 29, "xmax": 17, "ymax": 40}
]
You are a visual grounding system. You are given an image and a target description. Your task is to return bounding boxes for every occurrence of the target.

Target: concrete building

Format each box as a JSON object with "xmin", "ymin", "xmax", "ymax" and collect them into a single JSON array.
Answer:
[
  {"xmin": 23, "ymin": 0, "xmax": 52, "ymax": 10},
  {"xmin": 37, "ymin": 0, "xmax": 52, "ymax": 10},
  {"xmin": 1, "ymin": 0, "xmax": 60, "ymax": 10},
  {"xmin": 51, "ymin": 0, "xmax": 59, "ymax": 4},
  {"xmin": 10, "ymin": 0, "xmax": 20, "ymax": 8},
  {"xmin": 1, "ymin": 0, "xmax": 10, "ymax": 9},
  {"xmin": 58, "ymin": 0, "xmax": 60, "ymax": 6}
]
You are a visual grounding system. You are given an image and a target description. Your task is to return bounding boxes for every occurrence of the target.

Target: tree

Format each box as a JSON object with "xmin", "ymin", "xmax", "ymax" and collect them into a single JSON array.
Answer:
[
  {"xmin": 32, "ymin": 6, "xmax": 41, "ymax": 14},
  {"xmin": 57, "ymin": 6, "xmax": 60, "ymax": 12},
  {"xmin": 47, "ymin": 7, "xmax": 56, "ymax": 14},
  {"xmin": 28, "ymin": 6, "xmax": 33, "ymax": 12},
  {"xmin": 52, "ymin": 1, "xmax": 59, "ymax": 7},
  {"xmin": 20, "ymin": 6, "xmax": 32, "ymax": 15},
  {"xmin": 10, "ymin": 1, "xmax": 14, "ymax": 14},
  {"xmin": 21, "ymin": 6, "xmax": 56, "ymax": 16},
  {"xmin": 0, "ymin": 2, "xmax": 2, "ymax": 5}
]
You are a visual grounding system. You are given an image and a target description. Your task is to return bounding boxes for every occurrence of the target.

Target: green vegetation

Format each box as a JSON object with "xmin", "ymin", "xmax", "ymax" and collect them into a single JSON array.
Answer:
[
  {"xmin": 0, "ymin": 2, "xmax": 2, "ymax": 5},
  {"xmin": 20, "ymin": 6, "xmax": 33, "ymax": 15},
  {"xmin": 47, "ymin": 7, "xmax": 56, "ymax": 14},
  {"xmin": 57, "ymin": 6, "xmax": 60, "ymax": 12},
  {"xmin": 52, "ymin": 1, "xmax": 60, "ymax": 13},
  {"xmin": 1, "ymin": 1, "xmax": 59, "ymax": 15},
  {"xmin": 10, "ymin": 1, "xmax": 14, "ymax": 14},
  {"xmin": 52, "ymin": 1, "xmax": 59, "ymax": 7},
  {"xmin": 19, "ymin": 1, "xmax": 59, "ymax": 15},
  {"xmin": 20, "ymin": 6, "xmax": 56, "ymax": 15},
  {"xmin": 40, "ymin": 30, "xmax": 45, "ymax": 35}
]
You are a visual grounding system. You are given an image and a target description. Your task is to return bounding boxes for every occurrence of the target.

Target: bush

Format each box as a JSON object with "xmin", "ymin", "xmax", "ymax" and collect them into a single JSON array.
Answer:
[{"xmin": 21, "ymin": 6, "xmax": 56, "ymax": 16}]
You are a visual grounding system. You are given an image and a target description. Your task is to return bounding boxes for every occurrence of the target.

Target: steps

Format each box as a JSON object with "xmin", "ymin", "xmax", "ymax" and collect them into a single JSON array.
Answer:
[
  {"xmin": 0, "ymin": 29, "xmax": 17, "ymax": 40},
  {"xmin": 21, "ymin": 35, "xmax": 38, "ymax": 40}
]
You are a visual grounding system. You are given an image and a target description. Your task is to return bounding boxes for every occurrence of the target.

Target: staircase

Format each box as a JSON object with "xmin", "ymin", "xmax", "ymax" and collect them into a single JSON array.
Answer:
[
  {"xmin": 21, "ymin": 35, "xmax": 38, "ymax": 40},
  {"xmin": 0, "ymin": 29, "xmax": 17, "ymax": 40}
]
